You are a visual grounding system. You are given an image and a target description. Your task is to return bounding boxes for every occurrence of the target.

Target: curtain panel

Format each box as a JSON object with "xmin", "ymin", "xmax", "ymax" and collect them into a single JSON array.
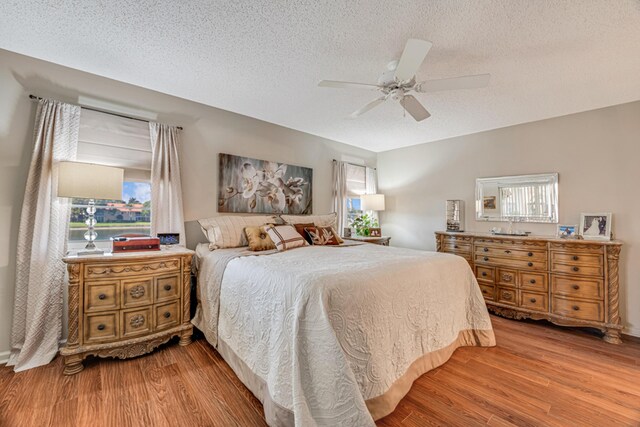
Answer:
[
  {"xmin": 8, "ymin": 99, "xmax": 80, "ymax": 371},
  {"xmin": 149, "ymin": 122, "xmax": 186, "ymax": 243},
  {"xmin": 332, "ymin": 161, "xmax": 349, "ymax": 233}
]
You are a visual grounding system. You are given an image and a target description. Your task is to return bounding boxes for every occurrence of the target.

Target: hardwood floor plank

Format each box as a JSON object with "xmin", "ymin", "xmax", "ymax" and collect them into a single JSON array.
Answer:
[{"xmin": 1, "ymin": 315, "xmax": 639, "ymax": 426}]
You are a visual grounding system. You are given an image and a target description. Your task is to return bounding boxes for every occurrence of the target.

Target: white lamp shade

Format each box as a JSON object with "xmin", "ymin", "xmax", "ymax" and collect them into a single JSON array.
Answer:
[
  {"xmin": 57, "ymin": 161, "xmax": 124, "ymax": 200},
  {"xmin": 361, "ymin": 194, "xmax": 385, "ymax": 211}
]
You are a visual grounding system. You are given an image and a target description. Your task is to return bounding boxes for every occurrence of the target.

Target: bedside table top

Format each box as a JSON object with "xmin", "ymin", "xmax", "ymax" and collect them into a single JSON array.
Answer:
[{"xmin": 63, "ymin": 245, "xmax": 194, "ymax": 262}]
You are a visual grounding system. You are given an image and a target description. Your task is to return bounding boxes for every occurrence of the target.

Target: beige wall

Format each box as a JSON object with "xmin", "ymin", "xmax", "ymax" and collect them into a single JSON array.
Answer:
[
  {"xmin": 0, "ymin": 49, "xmax": 376, "ymax": 359},
  {"xmin": 377, "ymin": 101, "xmax": 640, "ymax": 337}
]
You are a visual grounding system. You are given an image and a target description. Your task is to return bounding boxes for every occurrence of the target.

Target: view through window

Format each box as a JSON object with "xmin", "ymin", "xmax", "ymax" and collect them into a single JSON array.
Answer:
[{"xmin": 69, "ymin": 181, "xmax": 151, "ymax": 243}]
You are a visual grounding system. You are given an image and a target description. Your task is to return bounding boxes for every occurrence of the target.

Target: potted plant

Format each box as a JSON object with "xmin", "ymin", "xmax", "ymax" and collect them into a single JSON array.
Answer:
[{"xmin": 350, "ymin": 214, "xmax": 379, "ymax": 236}]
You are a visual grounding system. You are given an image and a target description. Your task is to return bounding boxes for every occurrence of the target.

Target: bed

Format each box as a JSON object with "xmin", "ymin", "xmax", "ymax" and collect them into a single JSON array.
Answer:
[{"xmin": 192, "ymin": 241, "xmax": 495, "ymax": 426}]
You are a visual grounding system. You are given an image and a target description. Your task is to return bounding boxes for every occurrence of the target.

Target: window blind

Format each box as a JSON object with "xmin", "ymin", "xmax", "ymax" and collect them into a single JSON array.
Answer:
[
  {"xmin": 346, "ymin": 164, "xmax": 366, "ymax": 197},
  {"xmin": 76, "ymin": 109, "xmax": 151, "ymax": 181}
]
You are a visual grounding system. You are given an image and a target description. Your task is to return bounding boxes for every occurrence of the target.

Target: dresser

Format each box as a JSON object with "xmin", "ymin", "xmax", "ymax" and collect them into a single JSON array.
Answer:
[
  {"xmin": 60, "ymin": 247, "xmax": 195, "ymax": 374},
  {"xmin": 435, "ymin": 231, "xmax": 623, "ymax": 344}
]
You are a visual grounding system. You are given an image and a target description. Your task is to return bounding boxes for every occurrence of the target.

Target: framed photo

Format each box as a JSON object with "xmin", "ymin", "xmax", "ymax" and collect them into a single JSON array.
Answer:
[
  {"xmin": 556, "ymin": 224, "xmax": 577, "ymax": 238},
  {"xmin": 579, "ymin": 213, "xmax": 612, "ymax": 241},
  {"xmin": 369, "ymin": 227, "xmax": 381, "ymax": 237},
  {"xmin": 157, "ymin": 233, "xmax": 180, "ymax": 245}
]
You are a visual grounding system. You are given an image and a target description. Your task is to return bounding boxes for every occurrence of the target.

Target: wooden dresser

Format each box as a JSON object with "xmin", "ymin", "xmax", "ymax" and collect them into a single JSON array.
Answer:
[
  {"xmin": 60, "ymin": 247, "xmax": 195, "ymax": 374},
  {"xmin": 435, "ymin": 231, "xmax": 623, "ymax": 343}
]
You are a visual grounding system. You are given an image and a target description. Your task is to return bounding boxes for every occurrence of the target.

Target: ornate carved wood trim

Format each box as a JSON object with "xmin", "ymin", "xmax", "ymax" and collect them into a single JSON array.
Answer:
[
  {"xmin": 67, "ymin": 263, "xmax": 81, "ymax": 349},
  {"xmin": 606, "ymin": 245, "xmax": 621, "ymax": 327}
]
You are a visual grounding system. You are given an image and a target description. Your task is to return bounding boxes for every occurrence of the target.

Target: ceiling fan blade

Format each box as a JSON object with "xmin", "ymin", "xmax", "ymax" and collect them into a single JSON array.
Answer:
[
  {"xmin": 349, "ymin": 96, "xmax": 387, "ymax": 118},
  {"xmin": 415, "ymin": 73, "xmax": 490, "ymax": 93},
  {"xmin": 318, "ymin": 80, "xmax": 380, "ymax": 90},
  {"xmin": 400, "ymin": 95, "xmax": 431, "ymax": 121},
  {"xmin": 394, "ymin": 39, "xmax": 433, "ymax": 83}
]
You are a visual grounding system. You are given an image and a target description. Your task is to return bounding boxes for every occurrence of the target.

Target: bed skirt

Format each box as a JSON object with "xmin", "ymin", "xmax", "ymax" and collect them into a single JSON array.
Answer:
[{"xmin": 215, "ymin": 328, "xmax": 496, "ymax": 426}]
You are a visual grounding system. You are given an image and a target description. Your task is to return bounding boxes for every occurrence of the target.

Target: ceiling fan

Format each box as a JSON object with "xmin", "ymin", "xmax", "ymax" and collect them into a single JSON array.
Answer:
[{"xmin": 318, "ymin": 39, "xmax": 490, "ymax": 121}]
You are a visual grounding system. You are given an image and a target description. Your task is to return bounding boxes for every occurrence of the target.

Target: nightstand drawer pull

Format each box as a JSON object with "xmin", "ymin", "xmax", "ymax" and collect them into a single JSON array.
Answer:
[
  {"xmin": 528, "ymin": 262, "xmax": 533, "ymax": 267},
  {"xmin": 572, "ymin": 305, "xmax": 580, "ymax": 311},
  {"xmin": 530, "ymin": 279, "xmax": 536, "ymax": 284},
  {"xmin": 98, "ymin": 293, "xmax": 106, "ymax": 300},
  {"xmin": 504, "ymin": 250, "xmax": 511, "ymax": 254},
  {"xmin": 454, "ymin": 245, "xmax": 459, "ymax": 249},
  {"xmin": 484, "ymin": 257, "xmax": 489, "ymax": 261},
  {"xmin": 530, "ymin": 298, "xmax": 537, "ymax": 303},
  {"xmin": 573, "ymin": 284, "xmax": 580, "ymax": 290},
  {"xmin": 573, "ymin": 255, "xmax": 579, "ymax": 261},
  {"xmin": 129, "ymin": 285, "xmax": 145, "ymax": 299},
  {"xmin": 528, "ymin": 252, "xmax": 533, "ymax": 257},
  {"xmin": 482, "ymin": 272, "xmax": 487, "ymax": 277},
  {"xmin": 164, "ymin": 312, "xmax": 171, "ymax": 319},
  {"xmin": 97, "ymin": 324, "xmax": 106, "ymax": 331},
  {"xmin": 483, "ymin": 247, "xmax": 489, "ymax": 252},
  {"xmin": 164, "ymin": 284, "xmax": 172, "ymax": 291},
  {"xmin": 573, "ymin": 266, "xmax": 580, "ymax": 272}
]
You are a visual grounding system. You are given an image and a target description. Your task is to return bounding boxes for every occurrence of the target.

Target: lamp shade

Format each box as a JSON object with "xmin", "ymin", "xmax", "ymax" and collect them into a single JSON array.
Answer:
[
  {"xmin": 361, "ymin": 194, "xmax": 385, "ymax": 211},
  {"xmin": 57, "ymin": 161, "xmax": 124, "ymax": 200}
]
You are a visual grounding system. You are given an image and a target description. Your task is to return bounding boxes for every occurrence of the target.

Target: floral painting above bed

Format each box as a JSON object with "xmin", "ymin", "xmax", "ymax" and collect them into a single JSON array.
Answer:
[{"xmin": 218, "ymin": 153, "xmax": 312, "ymax": 214}]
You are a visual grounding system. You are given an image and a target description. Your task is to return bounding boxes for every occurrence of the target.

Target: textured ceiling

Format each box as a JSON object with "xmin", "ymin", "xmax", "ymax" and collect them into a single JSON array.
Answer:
[{"xmin": 1, "ymin": 1, "xmax": 639, "ymax": 152}]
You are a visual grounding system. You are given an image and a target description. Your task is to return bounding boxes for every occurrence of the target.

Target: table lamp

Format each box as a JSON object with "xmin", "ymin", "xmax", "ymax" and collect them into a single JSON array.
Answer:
[
  {"xmin": 58, "ymin": 161, "xmax": 124, "ymax": 255},
  {"xmin": 361, "ymin": 194, "xmax": 385, "ymax": 212}
]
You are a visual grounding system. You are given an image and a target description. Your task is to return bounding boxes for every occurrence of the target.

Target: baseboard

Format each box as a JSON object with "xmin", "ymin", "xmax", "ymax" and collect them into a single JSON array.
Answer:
[
  {"xmin": 0, "ymin": 350, "xmax": 10, "ymax": 365},
  {"xmin": 623, "ymin": 326, "xmax": 640, "ymax": 339}
]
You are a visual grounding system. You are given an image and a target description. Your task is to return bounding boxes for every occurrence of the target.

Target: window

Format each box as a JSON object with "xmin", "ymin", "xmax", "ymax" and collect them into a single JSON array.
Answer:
[
  {"xmin": 68, "ymin": 109, "xmax": 152, "ymax": 246},
  {"xmin": 346, "ymin": 163, "xmax": 367, "ymax": 225}
]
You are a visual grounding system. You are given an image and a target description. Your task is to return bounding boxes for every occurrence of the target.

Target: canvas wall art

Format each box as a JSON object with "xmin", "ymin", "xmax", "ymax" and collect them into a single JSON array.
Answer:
[{"xmin": 218, "ymin": 153, "xmax": 313, "ymax": 214}]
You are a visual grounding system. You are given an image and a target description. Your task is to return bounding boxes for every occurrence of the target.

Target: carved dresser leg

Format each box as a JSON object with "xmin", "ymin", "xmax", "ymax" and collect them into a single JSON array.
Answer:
[
  {"xmin": 603, "ymin": 328, "xmax": 622, "ymax": 345},
  {"xmin": 179, "ymin": 330, "xmax": 193, "ymax": 346},
  {"xmin": 63, "ymin": 355, "xmax": 84, "ymax": 375}
]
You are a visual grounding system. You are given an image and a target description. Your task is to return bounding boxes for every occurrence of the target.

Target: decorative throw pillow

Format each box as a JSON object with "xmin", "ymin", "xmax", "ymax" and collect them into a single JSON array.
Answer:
[
  {"xmin": 265, "ymin": 225, "xmax": 308, "ymax": 251},
  {"xmin": 304, "ymin": 226, "xmax": 341, "ymax": 246},
  {"xmin": 198, "ymin": 215, "xmax": 277, "ymax": 250},
  {"xmin": 293, "ymin": 223, "xmax": 315, "ymax": 244},
  {"xmin": 280, "ymin": 213, "xmax": 338, "ymax": 230},
  {"xmin": 244, "ymin": 226, "xmax": 276, "ymax": 251}
]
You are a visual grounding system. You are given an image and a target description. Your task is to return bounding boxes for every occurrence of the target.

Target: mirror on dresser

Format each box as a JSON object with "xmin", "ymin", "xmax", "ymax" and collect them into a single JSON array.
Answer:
[{"xmin": 476, "ymin": 173, "xmax": 558, "ymax": 223}]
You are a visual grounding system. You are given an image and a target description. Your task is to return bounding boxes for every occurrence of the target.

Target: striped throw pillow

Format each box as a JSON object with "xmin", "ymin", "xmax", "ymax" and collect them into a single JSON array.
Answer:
[{"xmin": 265, "ymin": 225, "xmax": 308, "ymax": 251}]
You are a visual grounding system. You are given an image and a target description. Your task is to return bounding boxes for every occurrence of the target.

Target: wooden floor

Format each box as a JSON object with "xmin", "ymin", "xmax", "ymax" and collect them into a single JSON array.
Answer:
[{"xmin": 1, "ymin": 316, "xmax": 639, "ymax": 426}]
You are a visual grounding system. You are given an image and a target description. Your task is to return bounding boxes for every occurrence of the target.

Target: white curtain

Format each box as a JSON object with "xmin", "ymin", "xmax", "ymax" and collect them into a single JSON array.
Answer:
[
  {"xmin": 8, "ymin": 99, "xmax": 80, "ymax": 371},
  {"xmin": 149, "ymin": 122, "xmax": 185, "ymax": 244},
  {"xmin": 332, "ymin": 160, "xmax": 349, "ymax": 233},
  {"xmin": 365, "ymin": 166, "xmax": 379, "ymax": 222}
]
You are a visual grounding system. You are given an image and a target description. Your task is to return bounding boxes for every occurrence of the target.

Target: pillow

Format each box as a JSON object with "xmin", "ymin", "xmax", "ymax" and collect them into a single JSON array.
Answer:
[
  {"xmin": 281, "ymin": 213, "xmax": 338, "ymax": 229},
  {"xmin": 198, "ymin": 215, "xmax": 277, "ymax": 250},
  {"xmin": 265, "ymin": 225, "xmax": 308, "ymax": 251},
  {"xmin": 244, "ymin": 225, "xmax": 276, "ymax": 251},
  {"xmin": 304, "ymin": 226, "xmax": 341, "ymax": 246},
  {"xmin": 293, "ymin": 223, "xmax": 315, "ymax": 244}
]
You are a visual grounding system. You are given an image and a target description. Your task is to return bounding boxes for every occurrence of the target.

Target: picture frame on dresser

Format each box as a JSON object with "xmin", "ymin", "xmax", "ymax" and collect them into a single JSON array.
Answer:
[
  {"xmin": 556, "ymin": 224, "xmax": 577, "ymax": 238},
  {"xmin": 579, "ymin": 213, "xmax": 612, "ymax": 241}
]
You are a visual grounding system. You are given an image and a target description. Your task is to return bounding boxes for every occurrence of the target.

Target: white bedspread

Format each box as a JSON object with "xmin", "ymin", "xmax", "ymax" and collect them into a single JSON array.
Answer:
[{"xmin": 193, "ymin": 244, "xmax": 493, "ymax": 426}]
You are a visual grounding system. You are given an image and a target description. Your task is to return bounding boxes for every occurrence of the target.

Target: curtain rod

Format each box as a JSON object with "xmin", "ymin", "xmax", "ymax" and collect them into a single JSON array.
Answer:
[
  {"xmin": 28, "ymin": 94, "xmax": 183, "ymax": 130},
  {"xmin": 333, "ymin": 159, "xmax": 376, "ymax": 170}
]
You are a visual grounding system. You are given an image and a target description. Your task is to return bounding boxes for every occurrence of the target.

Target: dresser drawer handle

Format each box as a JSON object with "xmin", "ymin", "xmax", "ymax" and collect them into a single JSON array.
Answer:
[
  {"xmin": 484, "ymin": 257, "xmax": 489, "ymax": 261},
  {"xmin": 572, "ymin": 284, "xmax": 580, "ymax": 290},
  {"xmin": 572, "ymin": 266, "xmax": 580, "ymax": 272},
  {"xmin": 505, "ymin": 250, "xmax": 511, "ymax": 254},
  {"xmin": 454, "ymin": 245, "xmax": 459, "ymax": 249},
  {"xmin": 530, "ymin": 279, "xmax": 536, "ymax": 284},
  {"xmin": 573, "ymin": 255, "xmax": 579, "ymax": 261},
  {"xmin": 164, "ymin": 284, "xmax": 172, "ymax": 291},
  {"xmin": 481, "ymin": 272, "xmax": 487, "ymax": 277},
  {"xmin": 528, "ymin": 252, "xmax": 533, "ymax": 257},
  {"xmin": 528, "ymin": 262, "xmax": 533, "ymax": 267},
  {"xmin": 572, "ymin": 305, "xmax": 580, "ymax": 311},
  {"xmin": 164, "ymin": 312, "xmax": 171, "ymax": 319},
  {"xmin": 98, "ymin": 293, "xmax": 107, "ymax": 300},
  {"xmin": 483, "ymin": 247, "xmax": 489, "ymax": 252},
  {"xmin": 97, "ymin": 324, "xmax": 106, "ymax": 331},
  {"xmin": 529, "ymin": 298, "xmax": 537, "ymax": 303},
  {"xmin": 482, "ymin": 289, "xmax": 488, "ymax": 294}
]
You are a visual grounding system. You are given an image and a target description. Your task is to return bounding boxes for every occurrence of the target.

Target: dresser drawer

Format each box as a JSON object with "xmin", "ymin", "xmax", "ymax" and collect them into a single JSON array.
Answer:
[
  {"xmin": 476, "ymin": 266, "xmax": 495, "ymax": 283},
  {"xmin": 121, "ymin": 307, "xmax": 153, "ymax": 338},
  {"xmin": 551, "ymin": 275, "xmax": 603, "ymax": 300},
  {"xmin": 476, "ymin": 254, "xmax": 547, "ymax": 271},
  {"xmin": 520, "ymin": 271, "xmax": 548, "ymax": 292},
  {"xmin": 497, "ymin": 287, "xmax": 517, "ymax": 306},
  {"xmin": 551, "ymin": 262, "xmax": 603, "ymax": 277},
  {"xmin": 84, "ymin": 281, "xmax": 120, "ymax": 313},
  {"xmin": 84, "ymin": 312, "xmax": 119, "ymax": 343},
  {"xmin": 520, "ymin": 291, "xmax": 548, "ymax": 312},
  {"xmin": 479, "ymin": 284, "xmax": 495, "ymax": 301},
  {"xmin": 497, "ymin": 268, "xmax": 517, "ymax": 288},
  {"xmin": 443, "ymin": 242, "xmax": 471, "ymax": 253},
  {"xmin": 551, "ymin": 251, "xmax": 603, "ymax": 266},
  {"xmin": 552, "ymin": 297, "xmax": 604, "ymax": 322},
  {"xmin": 155, "ymin": 275, "xmax": 180, "ymax": 302},
  {"xmin": 84, "ymin": 258, "xmax": 181, "ymax": 280},
  {"xmin": 122, "ymin": 278, "xmax": 153, "ymax": 308},
  {"xmin": 155, "ymin": 301, "xmax": 180, "ymax": 331},
  {"xmin": 475, "ymin": 245, "xmax": 546, "ymax": 261}
]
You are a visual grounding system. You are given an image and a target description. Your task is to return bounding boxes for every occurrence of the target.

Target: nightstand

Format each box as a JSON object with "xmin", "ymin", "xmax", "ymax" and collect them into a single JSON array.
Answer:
[
  {"xmin": 60, "ymin": 246, "xmax": 194, "ymax": 375},
  {"xmin": 343, "ymin": 236, "xmax": 391, "ymax": 246}
]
